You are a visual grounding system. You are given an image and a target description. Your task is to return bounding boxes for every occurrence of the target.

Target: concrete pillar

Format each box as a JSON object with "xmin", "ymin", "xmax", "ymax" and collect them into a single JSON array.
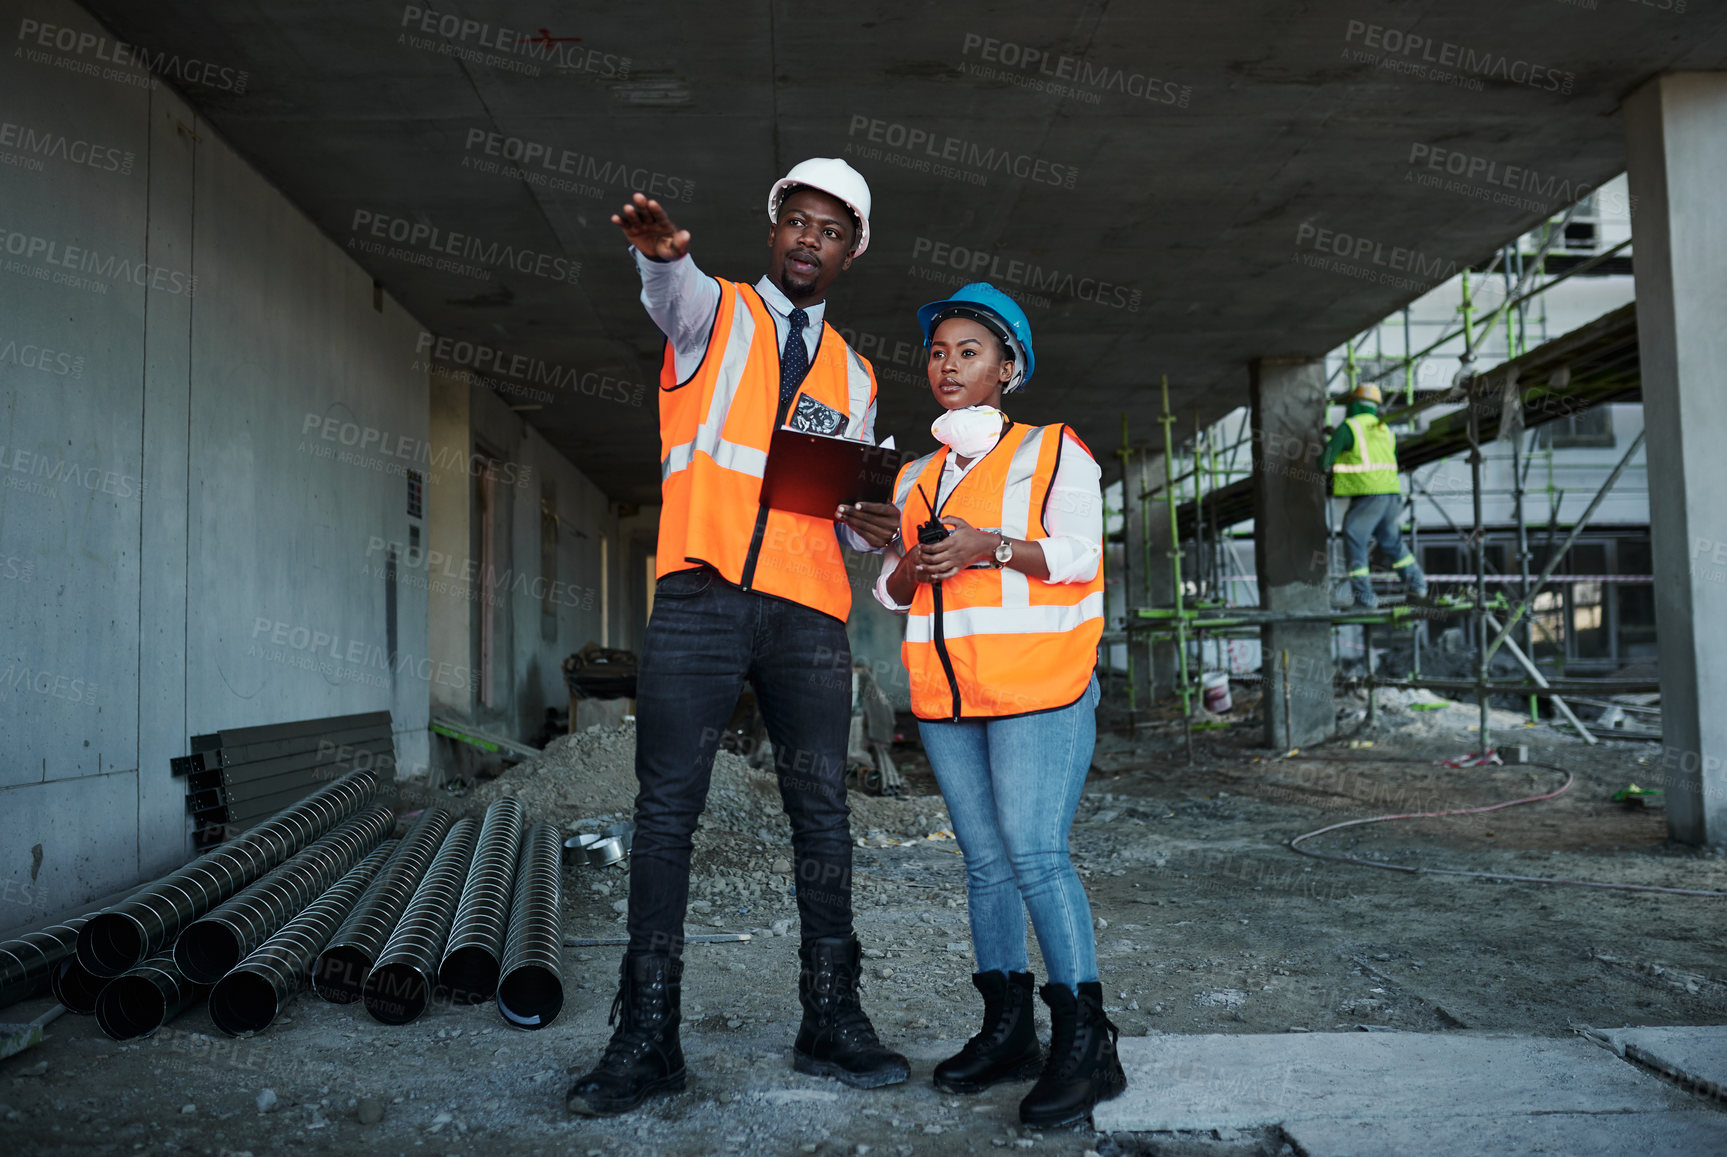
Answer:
[
  {"xmin": 1144, "ymin": 456, "xmax": 1180, "ymax": 697},
  {"xmin": 1250, "ymin": 357, "xmax": 1333, "ymax": 748},
  {"xmin": 1624, "ymin": 74, "xmax": 1727, "ymax": 845},
  {"xmin": 1121, "ymin": 447, "xmax": 1178, "ymax": 704}
]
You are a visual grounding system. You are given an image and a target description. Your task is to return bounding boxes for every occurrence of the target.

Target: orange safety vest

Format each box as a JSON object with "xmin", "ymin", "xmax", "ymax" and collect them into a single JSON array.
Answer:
[
  {"xmin": 656, "ymin": 278, "xmax": 878, "ymax": 621},
  {"xmin": 893, "ymin": 423, "xmax": 1104, "ymax": 721}
]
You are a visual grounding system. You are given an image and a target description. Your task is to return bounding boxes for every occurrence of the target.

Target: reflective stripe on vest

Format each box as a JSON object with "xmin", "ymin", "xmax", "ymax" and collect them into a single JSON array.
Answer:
[
  {"xmin": 895, "ymin": 423, "xmax": 1103, "ymax": 720},
  {"xmin": 1334, "ymin": 414, "xmax": 1401, "ymax": 495},
  {"xmin": 655, "ymin": 279, "xmax": 877, "ymax": 621}
]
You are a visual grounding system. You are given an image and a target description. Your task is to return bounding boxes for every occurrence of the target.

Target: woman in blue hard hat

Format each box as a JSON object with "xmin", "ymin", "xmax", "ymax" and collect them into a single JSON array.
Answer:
[{"xmin": 869, "ymin": 282, "xmax": 1126, "ymax": 1127}]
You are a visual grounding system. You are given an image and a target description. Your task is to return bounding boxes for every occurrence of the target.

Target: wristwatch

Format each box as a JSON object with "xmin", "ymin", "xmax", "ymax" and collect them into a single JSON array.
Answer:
[{"xmin": 993, "ymin": 534, "xmax": 1014, "ymax": 567}]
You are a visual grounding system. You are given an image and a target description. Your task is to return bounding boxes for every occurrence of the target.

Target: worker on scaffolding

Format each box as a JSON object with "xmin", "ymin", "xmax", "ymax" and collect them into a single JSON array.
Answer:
[{"xmin": 1319, "ymin": 382, "xmax": 1428, "ymax": 608}]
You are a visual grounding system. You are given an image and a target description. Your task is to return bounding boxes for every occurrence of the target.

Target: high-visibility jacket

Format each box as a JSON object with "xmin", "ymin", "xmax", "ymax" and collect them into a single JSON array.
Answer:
[
  {"xmin": 657, "ymin": 278, "xmax": 877, "ymax": 621},
  {"xmin": 1333, "ymin": 414, "xmax": 1401, "ymax": 496},
  {"xmin": 893, "ymin": 423, "xmax": 1104, "ymax": 721}
]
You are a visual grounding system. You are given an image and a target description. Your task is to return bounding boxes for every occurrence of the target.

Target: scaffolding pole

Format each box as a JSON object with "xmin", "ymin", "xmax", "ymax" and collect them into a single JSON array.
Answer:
[
  {"xmin": 1160, "ymin": 376, "xmax": 1194, "ymax": 764},
  {"xmin": 1486, "ymin": 428, "xmax": 1647, "ymax": 664}
]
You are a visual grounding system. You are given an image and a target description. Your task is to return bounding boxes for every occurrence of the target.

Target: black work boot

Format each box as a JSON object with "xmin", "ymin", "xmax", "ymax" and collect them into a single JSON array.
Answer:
[
  {"xmin": 794, "ymin": 936, "xmax": 910, "ymax": 1089},
  {"xmin": 566, "ymin": 954, "xmax": 686, "ymax": 1116},
  {"xmin": 1018, "ymin": 981, "xmax": 1127, "ymax": 1129},
  {"xmin": 934, "ymin": 970, "xmax": 1044, "ymax": 1094}
]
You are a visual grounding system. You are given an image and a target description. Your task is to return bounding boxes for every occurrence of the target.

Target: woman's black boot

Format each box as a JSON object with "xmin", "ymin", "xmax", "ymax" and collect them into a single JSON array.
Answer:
[
  {"xmin": 1018, "ymin": 981, "xmax": 1127, "ymax": 1129},
  {"xmin": 933, "ymin": 970, "xmax": 1044, "ymax": 1094}
]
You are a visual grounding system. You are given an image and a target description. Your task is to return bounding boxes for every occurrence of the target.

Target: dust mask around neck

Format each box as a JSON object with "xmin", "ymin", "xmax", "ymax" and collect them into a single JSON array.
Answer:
[{"xmin": 931, "ymin": 405, "xmax": 1007, "ymax": 459}]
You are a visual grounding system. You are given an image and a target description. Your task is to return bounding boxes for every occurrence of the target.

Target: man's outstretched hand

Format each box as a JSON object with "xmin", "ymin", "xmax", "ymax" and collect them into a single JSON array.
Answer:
[{"xmin": 613, "ymin": 192, "xmax": 691, "ymax": 261}]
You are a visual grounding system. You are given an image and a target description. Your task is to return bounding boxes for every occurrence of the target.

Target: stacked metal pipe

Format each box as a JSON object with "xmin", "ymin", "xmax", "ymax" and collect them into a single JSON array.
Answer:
[
  {"xmin": 0, "ymin": 913, "xmax": 96, "ymax": 1010},
  {"xmin": 94, "ymin": 951, "xmax": 206, "ymax": 1041},
  {"xmin": 362, "ymin": 817, "xmax": 479, "ymax": 1024},
  {"xmin": 314, "ymin": 807, "xmax": 453, "ymax": 1003},
  {"xmin": 496, "ymin": 822, "xmax": 565, "ymax": 1029},
  {"xmin": 208, "ymin": 840, "xmax": 396, "ymax": 1036},
  {"xmin": 78, "ymin": 769, "xmax": 378, "ymax": 977},
  {"xmin": 175, "ymin": 803, "xmax": 395, "ymax": 983},
  {"xmin": 438, "ymin": 798, "xmax": 525, "ymax": 1002},
  {"xmin": 50, "ymin": 953, "xmax": 109, "ymax": 1016}
]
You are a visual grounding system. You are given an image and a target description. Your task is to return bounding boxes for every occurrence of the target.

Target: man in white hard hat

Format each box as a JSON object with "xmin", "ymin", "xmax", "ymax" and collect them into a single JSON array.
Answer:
[{"xmin": 568, "ymin": 159, "xmax": 909, "ymax": 1117}]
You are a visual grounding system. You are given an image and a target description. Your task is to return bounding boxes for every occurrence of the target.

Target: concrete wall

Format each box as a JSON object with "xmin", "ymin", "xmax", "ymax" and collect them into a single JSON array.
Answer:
[
  {"xmin": 0, "ymin": 0, "xmax": 623, "ymax": 922},
  {"xmin": 422, "ymin": 372, "xmax": 622, "ymax": 759},
  {"xmin": 0, "ymin": 0, "xmax": 431, "ymax": 918}
]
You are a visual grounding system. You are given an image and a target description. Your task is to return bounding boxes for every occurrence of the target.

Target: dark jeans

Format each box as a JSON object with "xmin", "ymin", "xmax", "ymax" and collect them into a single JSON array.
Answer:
[{"xmin": 626, "ymin": 565, "xmax": 855, "ymax": 956}]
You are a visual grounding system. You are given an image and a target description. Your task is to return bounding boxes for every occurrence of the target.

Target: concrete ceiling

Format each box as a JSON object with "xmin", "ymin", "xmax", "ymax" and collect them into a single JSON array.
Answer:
[{"xmin": 82, "ymin": 1, "xmax": 1727, "ymax": 502}]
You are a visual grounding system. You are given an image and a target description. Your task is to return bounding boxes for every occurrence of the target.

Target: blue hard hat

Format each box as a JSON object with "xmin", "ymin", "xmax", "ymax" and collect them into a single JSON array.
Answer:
[{"xmin": 916, "ymin": 282, "xmax": 1036, "ymax": 391}]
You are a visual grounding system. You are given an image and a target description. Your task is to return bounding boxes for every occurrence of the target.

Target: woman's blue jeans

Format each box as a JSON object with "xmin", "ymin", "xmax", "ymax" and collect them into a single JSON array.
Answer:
[{"xmin": 917, "ymin": 676, "xmax": 1100, "ymax": 992}]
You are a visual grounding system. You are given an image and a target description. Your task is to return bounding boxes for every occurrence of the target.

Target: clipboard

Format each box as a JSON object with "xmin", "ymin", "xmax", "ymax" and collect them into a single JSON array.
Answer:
[{"xmin": 758, "ymin": 427, "xmax": 906, "ymax": 519}]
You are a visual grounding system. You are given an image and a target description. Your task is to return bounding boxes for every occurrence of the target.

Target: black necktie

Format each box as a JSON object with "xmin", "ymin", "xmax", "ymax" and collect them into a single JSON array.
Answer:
[{"xmin": 779, "ymin": 307, "xmax": 809, "ymax": 408}]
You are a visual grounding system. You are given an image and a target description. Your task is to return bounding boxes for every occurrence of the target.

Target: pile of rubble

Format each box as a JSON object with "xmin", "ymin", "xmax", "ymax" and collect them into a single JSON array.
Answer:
[{"xmin": 452, "ymin": 723, "xmax": 957, "ymax": 928}]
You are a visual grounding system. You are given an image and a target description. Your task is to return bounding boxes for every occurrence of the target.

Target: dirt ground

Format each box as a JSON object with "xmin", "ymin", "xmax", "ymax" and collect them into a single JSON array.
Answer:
[{"xmin": 4, "ymin": 683, "xmax": 1726, "ymax": 1156}]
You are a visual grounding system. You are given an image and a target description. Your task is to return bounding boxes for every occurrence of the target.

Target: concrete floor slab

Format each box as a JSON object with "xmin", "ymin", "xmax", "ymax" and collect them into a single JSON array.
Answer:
[
  {"xmin": 1283, "ymin": 1110, "xmax": 1727, "ymax": 1157},
  {"xmin": 1093, "ymin": 1031, "xmax": 1678, "ymax": 1132},
  {"xmin": 1599, "ymin": 1025, "xmax": 1727, "ymax": 1100}
]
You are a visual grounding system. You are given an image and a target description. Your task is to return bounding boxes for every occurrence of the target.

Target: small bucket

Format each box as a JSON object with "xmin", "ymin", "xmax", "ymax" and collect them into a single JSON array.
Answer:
[
  {"xmin": 1202, "ymin": 672, "xmax": 1232, "ymax": 714},
  {"xmin": 586, "ymin": 837, "xmax": 627, "ymax": 868}
]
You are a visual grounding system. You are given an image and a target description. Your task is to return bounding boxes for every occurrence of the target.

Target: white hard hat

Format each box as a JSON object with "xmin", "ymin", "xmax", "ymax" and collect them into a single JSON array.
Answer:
[{"xmin": 767, "ymin": 157, "xmax": 872, "ymax": 256}]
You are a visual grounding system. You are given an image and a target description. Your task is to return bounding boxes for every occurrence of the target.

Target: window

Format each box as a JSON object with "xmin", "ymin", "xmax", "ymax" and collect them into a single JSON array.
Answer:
[
  {"xmin": 1536, "ymin": 407, "xmax": 1614, "ymax": 449},
  {"xmin": 1557, "ymin": 193, "xmax": 1598, "ymax": 253}
]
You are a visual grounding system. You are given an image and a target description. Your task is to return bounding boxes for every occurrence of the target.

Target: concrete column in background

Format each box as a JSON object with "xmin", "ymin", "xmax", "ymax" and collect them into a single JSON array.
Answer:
[
  {"xmin": 1144, "ymin": 455, "xmax": 1180, "ymax": 696},
  {"xmin": 1120, "ymin": 447, "xmax": 1178, "ymax": 704},
  {"xmin": 1250, "ymin": 357, "xmax": 1333, "ymax": 749},
  {"xmin": 1624, "ymin": 74, "xmax": 1727, "ymax": 845}
]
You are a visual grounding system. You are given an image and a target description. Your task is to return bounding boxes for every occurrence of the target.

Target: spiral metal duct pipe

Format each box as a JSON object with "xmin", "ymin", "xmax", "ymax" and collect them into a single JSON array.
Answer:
[
  {"xmin": 496, "ymin": 822, "xmax": 565, "ymax": 1029},
  {"xmin": 50, "ymin": 954, "xmax": 108, "ymax": 1015},
  {"xmin": 207, "ymin": 840, "xmax": 395, "ymax": 1036},
  {"xmin": 94, "ymin": 951, "xmax": 207, "ymax": 1040},
  {"xmin": 0, "ymin": 913, "xmax": 96, "ymax": 1010},
  {"xmin": 362, "ymin": 817, "xmax": 479, "ymax": 1024},
  {"xmin": 438, "ymin": 798, "xmax": 525, "ymax": 1002},
  {"xmin": 313, "ymin": 807, "xmax": 453, "ymax": 1003},
  {"xmin": 174, "ymin": 803, "xmax": 395, "ymax": 984},
  {"xmin": 79, "ymin": 769, "xmax": 378, "ymax": 977}
]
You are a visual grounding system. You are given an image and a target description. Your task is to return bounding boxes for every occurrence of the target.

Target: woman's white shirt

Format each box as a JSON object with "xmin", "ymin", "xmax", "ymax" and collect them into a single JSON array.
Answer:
[{"xmin": 873, "ymin": 430, "xmax": 1103, "ymax": 613}]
